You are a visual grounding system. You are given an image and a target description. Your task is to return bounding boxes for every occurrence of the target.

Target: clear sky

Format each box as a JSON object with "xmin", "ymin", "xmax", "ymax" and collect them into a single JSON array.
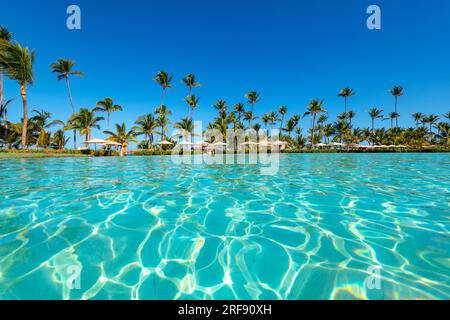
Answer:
[{"xmin": 1, "ymin": 0, "xmax": 450, "ymax": 146}]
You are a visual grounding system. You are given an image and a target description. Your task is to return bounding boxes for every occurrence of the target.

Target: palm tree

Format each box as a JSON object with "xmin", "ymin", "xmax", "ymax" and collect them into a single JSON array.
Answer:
[
  {"xmin": 185, "ymin": 94, "xmax": 200, "ymax": 118},
  {"xmin": 368, "ymin": 108, "xmax": 383, "ymax": 132},
  {"xmin": 261, "ymin": 114, "xmax": 270, "ymax": 130},
  {"xmin": 94, "ymin": 98, "xmax": 123, "ymax": 130},
  {"xmin": 386, "ymin": 112, "xmax": 399, "ymax": 129},
  {"xmin": 244, "ymin": 110, "xmax": 257, "ymax": 128},
  {"xmin": 412, "ymin": 112, "xmax": 424, "ymax": 128},
  {"xmin": 133, "ymin": 114, "xmax": 157, "ymax": 149},
  {"xmin": 283, "ymin": 118, "xmax": 296, "ymax": 138},
  {"xmin": 52, "ymin": 129, "xmax": 69, "ymax": 150},
  {"xmin": 50, "ymin": 59, "xmax": 83, "ymax": 149},
  {"xmin": 213, "ymin": 99, "xmax": 228, "ymax": 113},
  {"xmin": 424, "ymin": 114, "xmax": 440, "ymax": 137},
  {"xmin": 278, "ymin": 105, "xmax": 287, "ymax": 138},
  {"xmin": 233, "ymin": 103, "xmax": 245, "ymax": 126},
  {"xmin": 268, "ymin": 111, "xmax": 279, "ymax": 132},
  {"xmin": 67, "ymin": 108, "xmax": 104, "ymax": 142},
  {"xmin": 245, "ymin": 91, "xmax": 260, "ymax": 115},
  {"xmin": 0, "ymin": 98, "xmax": 13, "ymax": 128},
  {"xmin": 347, "ymin": 110, "xmax": 356, "ymax": 126},
  {"xmin": 153, "ymin": 71, "xmax": 173, "ymax": 106},
  {"xmin": 174, "ymin": 117, "xmax": 195, "ymax": 143},
  {"xmin": 390, "ymin": 86, "xmax": 404, "ymax": 127},
  {"xmin": 338, "ymin": 87, "xmax": 355, "ymax": 113},
  {"xmin": 155, "ymin": 104, "xmax": 171, "ymax": 141},
  {"xmin": 303, "ymin": 99, "xmax": 326, "ymax": 147},
  {"xmin": 0, "ymin": 25, "xmax": 12, "ymax": 108},
  {"xmin": 181, "ymin": 74, "xmax": 201, "ymax": 116},
  {"xmin": 104, "ymin": 123, "xmax": 137, "ymax": 157},
  {"xmin": 443, "ymin": 111, "xmax": 450, "ymax": 120},
  {"xmin": 0, "ymin": 40, "xmax": 34, "ymax": 148}
]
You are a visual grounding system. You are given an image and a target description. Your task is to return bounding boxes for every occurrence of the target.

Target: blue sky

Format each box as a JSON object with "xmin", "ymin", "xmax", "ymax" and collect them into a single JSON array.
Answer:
[{"xmin": 1, "ymin": 0, "xmax": 450, "ymax": 146}]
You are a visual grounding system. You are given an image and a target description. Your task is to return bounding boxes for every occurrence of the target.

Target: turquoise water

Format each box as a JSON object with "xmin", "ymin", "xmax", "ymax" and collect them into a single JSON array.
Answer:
[{"xmin": 0, "ymin": 154, "xmax": 449, "ymax": 300}]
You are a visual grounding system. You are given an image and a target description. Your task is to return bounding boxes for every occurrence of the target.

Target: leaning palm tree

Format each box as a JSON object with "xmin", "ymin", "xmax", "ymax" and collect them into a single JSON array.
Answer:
[
  {"xmin": 132, "ymin": 114, "xmax": 157, "ymax": 149},
  {"xmin": 338, "ymin": 87, "xmax": 355, "ymax": 113},
  {"xmin": 30, "ymin": 109, "xmax": 64, "ymax": 148},
  {"xmin": 94, "ymin": 97, "xmax": 122, "ymax": 129},
  {"xmin": 368, "ymin": 108, "xmax": 383, "ymax": 132},
  {"xmin": 67, "ymin": 108, "xmax": 104, "ymax": 142},
  {"xmin": 245, "ymin": 91, "xmax": 260, "ymax": 114},
  {"xmin": 390, "ymin": 86, "xmax": 404, "ymax": 127},
  {"xmin": 412, "ymin": 112, "xmax": 424, "ymax": 128},
  {"xmin": 0, "ymin": 40, "xmax": 34, "ymax": 148},
  {"xmin": 153, "ymin": 71, "xmax": 173, "ymax": 106},
  {"xmin": 0, "ymin": 25, "xmax": 12, "ymax": 107},
  {"xmin": 104, "ymin": 123, "xmax": 137, "ymax": 157},
  {"xmin": 303, "ymin": 99, "xmax": 326, "ymax": 147},
  {"xmin": 50, "ymin": 58, "xmax": 83, "ymax": 149}
]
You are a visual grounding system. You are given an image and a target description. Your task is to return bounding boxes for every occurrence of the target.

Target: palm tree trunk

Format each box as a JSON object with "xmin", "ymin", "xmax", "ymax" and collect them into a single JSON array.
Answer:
[
  {"xmin": 65, "ymin": 77, "xmax": 78, "ymax": 149},
  {"xmin": 0, "ymin": 72, "xmax": 4, "ymax": 107},
  {"xmin": 20, "ymin": 84, "xmax": 28, "ymax": 149},
  {"xmin": 395, "ymin": 97, "xmax": 399, "ymax": 127},
  {"xmin": 372, "ymin": 118, "xmax": 375, "ymax": 132},
  {"xmin": 107, "ymin": 112, "xmax": 110, "ymax": 130},
  {"xmin": 344, "ymin": 97, "xmax": 347, "ymax": 114}
]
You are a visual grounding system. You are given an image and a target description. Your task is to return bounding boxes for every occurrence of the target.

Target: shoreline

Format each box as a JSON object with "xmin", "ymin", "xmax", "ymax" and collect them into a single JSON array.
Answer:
[{"xmin": 1, "ymin": 148, "xmax": 449, "ymax": 158}]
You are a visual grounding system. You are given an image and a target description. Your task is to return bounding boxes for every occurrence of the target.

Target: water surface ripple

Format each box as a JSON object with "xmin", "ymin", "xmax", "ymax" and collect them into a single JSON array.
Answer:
[{"xmin": 0, "ymin": 154, "xmax": 449, "ymax": 300}]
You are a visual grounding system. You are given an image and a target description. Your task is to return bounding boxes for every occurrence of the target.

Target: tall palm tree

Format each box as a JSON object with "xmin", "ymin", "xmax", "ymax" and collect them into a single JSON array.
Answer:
[
  {"xmin": 0, "ymin": 40, "xmax": 34, "ymax": 148},
  {"xmin": 268, "ymin": 111, "xmax": 279, "ymax": 132},
  {"xmin": 243, "ymin": 110, "xmax": 257, "ymax": 128},
  {"xmin": 338, "ymin": 87, "xmax": 355, "ymax": 113},
  {"xmin": 278, "ymin": 105, "xmax": 287, "ymax": 138},
  {"xmin": 153, "ymin": 71, "xmax": 173, "ymax": 106},
  {"xmin": 0, "ymin": 26, "xmax": 12, "ymax": 108},
  {"xmin": 390, "ymin": 86, "xmax": 404, "ymax": 127},
  {"xmin": 181, "ymin": 74, "xmax": 201, "ymax": 116},
  {"xmin": 67, "ymin": 108, "xmax": 104, "ymax": 142},
  {"xmin": 155, "ymin": 104, "xmax": 171, "ymax": 141},
  {"xmin": 386, "ymin": 112, "xmax": 399, "ymax": 129},
  {"xmin": 303, "ymin": 99, "xmax": 326, "ymax": 146},
  {"xmin": 233, "ymin": 103, "xmax": 245, "ymax": 126},
  {"xmin": 261, "ymin": 114, "xmax": 270, "ymax": 130},
  {"xmin": 213, "ymin": 99, "xmax": 228, "ymax": 113},
  {"xmin": 185, "ymin": 94, "xmax": 200, "ymax": 118},
  {"xmin": 368, "ymin": 108, "xmax": 383, "ymax": 132},
  {"xmin": 50, "ymin": 58, "xmax": 83, "ymax": 149},
  {"xmin": 104, "ymin": 123, "xmax": 137, "ymax": 157},
  {"xmin": 347, "ymin": 110, "xmax": 356, "ymax": 126},
  {"xmin": 94, "ymin": 97, "xmax": 123, "ymax": 129},
  {"xmin": 133, "ymin": 114, "xmax": 157, "ymax": 149},
  {"xmin": 245, "ymin": 91, "xmax": 260, "ymax": 115},
  {"xmin": 412, "ymin": 112, "xmax": 424, "ymax": 128}
]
